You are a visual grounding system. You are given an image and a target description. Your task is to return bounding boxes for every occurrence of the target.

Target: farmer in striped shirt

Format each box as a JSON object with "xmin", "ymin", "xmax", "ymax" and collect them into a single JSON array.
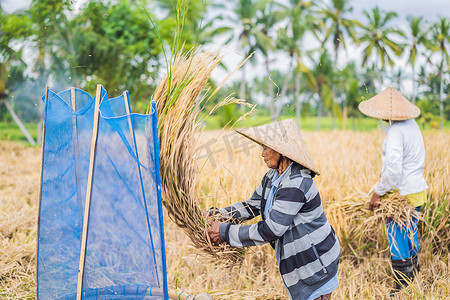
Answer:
[{"xmin": 206, "ymin": 119, "xmax": 340, "ymax": 300}]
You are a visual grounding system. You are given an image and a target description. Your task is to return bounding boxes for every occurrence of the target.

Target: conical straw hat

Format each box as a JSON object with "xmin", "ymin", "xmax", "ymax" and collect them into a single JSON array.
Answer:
[
  {"xmin": 358, "ymin": 87, "xmax": 420, "ymax": 121},
  {"xmin": 235, "ymin": 119, "xmax": 319, "ymax": 175}
]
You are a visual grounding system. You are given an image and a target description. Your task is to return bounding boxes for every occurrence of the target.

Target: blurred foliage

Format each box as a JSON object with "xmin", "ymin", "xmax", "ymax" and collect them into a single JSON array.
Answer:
[
  {"xmin": 0, "ymin": 8, "xmax": 33, "ymax": 120},
  {"xmin": 73, "ymin": 0, "xmax": 162, "ymax": 106},
  {"xmin": 157, "ymin": 0, "xmax": 224, "ymax": 49}
]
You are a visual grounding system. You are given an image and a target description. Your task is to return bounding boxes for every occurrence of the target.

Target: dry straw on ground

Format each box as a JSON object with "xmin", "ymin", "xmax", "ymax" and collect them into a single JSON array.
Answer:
[
  {"xmin": 0, "ymin": 142, "xmax": 40, "ymax": 299},
  {"xmin": 1, "ymin": 130, "xmax": 449, "ymax": 299}
]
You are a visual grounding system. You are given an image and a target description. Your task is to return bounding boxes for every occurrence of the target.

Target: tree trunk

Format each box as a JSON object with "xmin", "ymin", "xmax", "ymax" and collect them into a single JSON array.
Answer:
[
  {"xmin": 266, "ymin": 57, "xmax": 275, "ymax": 120},
  {"xmin": 334, "ymin": 38, "xmax": 339, "ymax": 68},
  {"xmin": 412, "ymin": 63, "xmax": 416, "ymax": 104},
  {"xmin": 273, "ymin": 55, "xmax": 295, "ymax": 121},
  {"xmin": 240, "ymin": 62, "xmax": 247, "ymax": 115},
  {"xmin": 333, "ymin": 44, "xmax": 339, "ymax": 130},
  {"xmin": 331, "ymin": 86, "xmax": 337, "ymax": 130},
  {"xmin": 378, "ymin": 69, "xmax": 383, "ymax": 90},
  {"xmin": 294, "ymin": 71, "xmax": 302, "ymax": 128},
  {"xmin": 317, "ymin": 89, "xmax": 323, "ymax": 131},
  {"xmin": 342, "ymin": 106, "xmax": 348, "ymax": 130},
  {"xmin": 439, "ymin": 61, "xmax": 444, "ymax": 129},
  {"xmin": 240, "ymin": 64, "xmax": 246, "ymax": 100},
  {"xmin": 378, "ymin": 55, "xmax": 383, "ymax": 90}
]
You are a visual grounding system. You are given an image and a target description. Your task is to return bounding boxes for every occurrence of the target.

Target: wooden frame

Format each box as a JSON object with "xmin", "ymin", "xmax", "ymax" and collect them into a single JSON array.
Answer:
[
  {"xmin": 76, "ymin": 84, "xmax": 103, "ymax": 299},
  {"xmin": 70, "ymin": 88, "xmax": 84, "ymax": 228},
  {"xmin": 36, "ymin": 87, "xmax": 49, "ymax": 299}
]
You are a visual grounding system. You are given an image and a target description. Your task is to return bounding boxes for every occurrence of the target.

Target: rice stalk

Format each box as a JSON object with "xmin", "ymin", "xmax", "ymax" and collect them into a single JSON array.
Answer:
[{"xmin": 151, "ymin": 50, "xmax": 254, "ymax": 262}]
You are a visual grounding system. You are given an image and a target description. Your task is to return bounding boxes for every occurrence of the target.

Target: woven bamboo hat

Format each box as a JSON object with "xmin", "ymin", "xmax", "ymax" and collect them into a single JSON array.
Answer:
[
  {"xmin": 358, "ymin": 87, "xmax": 420, "ymax": 121},
  {"xmin": 235, "ymin": 119, "xmax": 319, "ymax": 175}
]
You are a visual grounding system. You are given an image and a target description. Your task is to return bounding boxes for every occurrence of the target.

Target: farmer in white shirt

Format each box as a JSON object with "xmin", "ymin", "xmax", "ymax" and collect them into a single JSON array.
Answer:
[{"xmin": 358, "ymin": 87, "xmax": 428, "ymax": 295}]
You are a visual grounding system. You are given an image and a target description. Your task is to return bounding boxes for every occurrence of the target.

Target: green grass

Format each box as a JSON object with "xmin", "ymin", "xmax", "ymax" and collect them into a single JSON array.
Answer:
[
  {"xmin": 203, "ymin": 114, "xmax": 450, "ymax": 131},
  {"xmin": 204, "ymin": 115, "xmax": 380, "ymax": 131},
  {"xmin": 0, "ymin": 122, "xmax": 39, "ymax": 144},
  {"xmin": 1, "ymin": 116, "xmax": 449, "ymax": 144}
]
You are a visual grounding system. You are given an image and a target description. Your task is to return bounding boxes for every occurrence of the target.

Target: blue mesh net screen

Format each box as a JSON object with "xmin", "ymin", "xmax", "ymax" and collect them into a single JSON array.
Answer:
[{"xmin": 37, "ymin": 88, "xmax": 168, "ymax": 299}]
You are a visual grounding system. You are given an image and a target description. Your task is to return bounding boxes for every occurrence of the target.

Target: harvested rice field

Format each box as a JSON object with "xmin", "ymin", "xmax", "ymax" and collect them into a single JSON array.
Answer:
[{"xmin": 1, "ymin": 130, "xmax": 449, "ymax": 299}]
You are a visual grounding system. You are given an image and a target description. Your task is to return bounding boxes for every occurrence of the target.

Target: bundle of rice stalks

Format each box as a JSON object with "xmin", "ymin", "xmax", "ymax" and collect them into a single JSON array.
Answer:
[
  {"xmin": 330, "ymin": 190, "xmax": 422, "ymax": 258},
  {"xmin": 372, "ymin": 191, "xmax": 421, "ymax": 229},
  {"xmin": 151, "ymin": 50, "xmax": 254, "ymax": 262}
]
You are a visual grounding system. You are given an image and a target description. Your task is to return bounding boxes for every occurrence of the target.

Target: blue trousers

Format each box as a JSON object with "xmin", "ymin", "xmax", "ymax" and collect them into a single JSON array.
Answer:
[{"xmin": 386, "ymin": 207, "xmax": 421, "ymax": 260}]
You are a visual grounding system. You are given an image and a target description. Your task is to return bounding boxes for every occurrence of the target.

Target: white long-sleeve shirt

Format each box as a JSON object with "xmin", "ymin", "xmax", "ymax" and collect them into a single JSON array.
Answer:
[{"xmin": 373, "ymin": 119, "xmax": 428, "ymax": 196}]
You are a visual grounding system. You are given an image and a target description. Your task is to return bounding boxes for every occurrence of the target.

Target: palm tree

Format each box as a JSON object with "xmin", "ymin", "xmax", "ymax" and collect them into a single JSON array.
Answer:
[
  {"xmin": 227, "ymin": 0, "xmax": 272, "ymax": 103},
  {"xmin": 318, "ymin": 0, "xmax": 360, "ymax": 129},
  {"xmin": 307, "ymin": 49, "xmax": 338, "ymax": 130},
  {"xmin": 358, "ymin": 6, "xmax": 405, "ymax": 89},
  {"xmin": 294, "ymin": 57, "xmax": 315, "ymax": 127},
  {"xmin": 388, "ymin": 68, "xmax": 407, "ymax": 91},
  {"xmin": 361, "ymin": 62, "xmax": 379, "ymax": 95},
  {"xmin": 320, "ymin": 0, "xmax": 359, "ymax": 64},
  {"xmin": 339, "ymin": 61, "xmax": 364, "ymax": 130},
  {"xmin": 427, "ymin": 17, "xmax": 449, "ymax": 128},
  {"xmin": 274, "ymin": 0, "xmax": 317, "ymax": 122},
  {"xmin": 253, "ymin": 0, "xmax": 281, "ymax": 119},
  {"xmin": 406, "ymin": 16, "xmax": 428, "ymax": 103}
]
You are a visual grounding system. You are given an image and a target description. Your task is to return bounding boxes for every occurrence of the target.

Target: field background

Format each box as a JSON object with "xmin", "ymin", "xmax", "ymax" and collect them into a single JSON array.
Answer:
[{"xmin": 0, "ymin": 128, "xmax": 449, "ymax": 299}]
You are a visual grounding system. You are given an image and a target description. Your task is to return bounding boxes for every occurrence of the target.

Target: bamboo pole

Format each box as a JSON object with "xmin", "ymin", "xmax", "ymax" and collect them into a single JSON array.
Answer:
[
  {"xmin": 3, "ymin": 99, "xmax": 36, "ymax": 145},
  {"xmin": 36, "ymin": 86, "xmax": 49, "ymax": 299},
  {"xmin": 71, "ymin": 88, "xmax": 84, "ymax": 232},
  {"xmin": 71, "ymin": 87, "xmax": 77, "ymax": 116},
  {"xmin": 123, "ymin": 91, "xmax": 133, "ymax": 135},
  {"xmin": 76, "ymin": 84, "xmax": 102, "ymax": 299},
  {"xmin": 155, "ymin": 288, "xmax": 208, "ymax": 300},
  {"xmin": 168, "ymin": 289, "xmax": 194, "ymax": 300}
]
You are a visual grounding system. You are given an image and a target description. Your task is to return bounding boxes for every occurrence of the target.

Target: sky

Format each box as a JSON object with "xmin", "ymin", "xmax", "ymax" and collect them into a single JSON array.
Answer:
[
  {"xmin": 4, "ymin": 0, "xmax": 449, "ymax": 19},
  {"xmin": 351, "ymin": 0, "xmax": 449, "ymax": 20}
]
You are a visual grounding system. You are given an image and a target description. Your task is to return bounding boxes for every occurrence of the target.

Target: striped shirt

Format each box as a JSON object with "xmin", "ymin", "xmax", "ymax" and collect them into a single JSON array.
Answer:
[
  {"xmin": 264, "ymin": 162, "xmax": 292, "ymax": 218},
  {"xmin": 215, "ymin": 163, "xmax": 340, "ymax": 300}
]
